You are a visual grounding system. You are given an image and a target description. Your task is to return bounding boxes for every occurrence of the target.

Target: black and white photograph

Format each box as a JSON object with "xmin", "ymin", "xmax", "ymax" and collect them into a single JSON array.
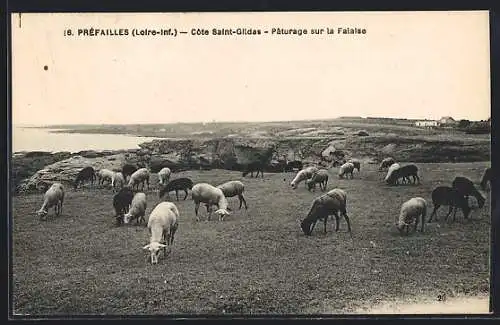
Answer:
[{"xmin": 10, "ymin": 11, "xmax": 492, "ymax": 316}]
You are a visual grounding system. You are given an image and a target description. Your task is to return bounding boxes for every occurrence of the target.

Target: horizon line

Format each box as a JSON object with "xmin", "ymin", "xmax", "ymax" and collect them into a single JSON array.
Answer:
[{"xmin": 12, "ymin": 115, "xmax": 490, "ymax": 127}]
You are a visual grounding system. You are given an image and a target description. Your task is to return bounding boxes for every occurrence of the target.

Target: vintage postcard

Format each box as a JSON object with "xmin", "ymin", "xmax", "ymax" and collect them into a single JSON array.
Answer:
[{"xmin": 10, "ymin": 11, "xmax": 491, "ymax": 316}]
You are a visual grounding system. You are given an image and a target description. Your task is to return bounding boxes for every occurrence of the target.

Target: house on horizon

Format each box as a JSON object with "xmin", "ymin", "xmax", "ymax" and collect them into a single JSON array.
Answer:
[
  {"xmin": 438, "ymin": 116, "xmax": 457, "ymax": 126},
  {"xmin": 415, "ymin": 120, "xmax": 439, "ymax": 128}
]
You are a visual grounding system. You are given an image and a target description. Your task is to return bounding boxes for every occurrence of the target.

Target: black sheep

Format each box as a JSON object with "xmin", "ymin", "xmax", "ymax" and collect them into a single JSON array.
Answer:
[
  {"xmin": 428, "ymin": 186, "xmax": 471, "ymax": 222},
  {"xmin": 73, "ymin": 166, "xmax": 96, "ymax": 190},
  {"xmin": 452, "ymin": 176, "xmax": 485, "ymax": 209},
  {"xmin": 113, "ymin": 186, "xmax": 134, "ymax": 225},
  {"xmin": 159, "ymin": 177, "xmax": 194, "ymax": 201}
]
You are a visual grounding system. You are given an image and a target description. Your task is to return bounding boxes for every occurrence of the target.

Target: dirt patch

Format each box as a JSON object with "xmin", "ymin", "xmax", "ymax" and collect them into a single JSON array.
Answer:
[{"xmin": 353, "ymin": 295, "xmax": 490, "ymax": 314}]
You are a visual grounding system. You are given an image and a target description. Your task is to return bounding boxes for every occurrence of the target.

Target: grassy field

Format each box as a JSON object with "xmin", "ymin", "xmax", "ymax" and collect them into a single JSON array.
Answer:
[{"xmin": 11, "ymin": 162, "xmax": 491, "ymax": 315}]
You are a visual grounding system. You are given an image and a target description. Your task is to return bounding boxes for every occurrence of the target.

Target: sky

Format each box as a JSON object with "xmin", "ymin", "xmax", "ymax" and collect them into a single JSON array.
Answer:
[{"xmin": 11, "ymin": 11, "xmax": 491, "ymax": 125}]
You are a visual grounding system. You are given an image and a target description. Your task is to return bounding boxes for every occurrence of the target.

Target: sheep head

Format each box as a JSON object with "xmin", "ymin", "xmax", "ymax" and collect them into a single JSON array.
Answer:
[
  {"xmin": 214, "ymin": 208, "xmax": 230, "ymax": 221},
  {"xmin": 37, "ymin": 209, "xmax": 48, "ymax": 220},
  {"xmin": 123, "ymin": 212, "xmax": 132, "ymax": 224},
  {"xmin": 300, "ymin": 218, "xmax": 313, "ymax": 235},
  {"xmin": 143, "ymin": 242, "xmax": 167, "ymax": 265}
]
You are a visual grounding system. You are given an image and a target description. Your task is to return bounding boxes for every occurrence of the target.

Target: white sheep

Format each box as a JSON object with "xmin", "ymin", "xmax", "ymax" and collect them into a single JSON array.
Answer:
[
  {"xmin": 124, "ymin": 192, "xmax": 147, "ymax": 225},
  {"xmin": 347, "ymin": 158, "xmax": 361, "ymax": 172},
  {"xmin": 96, "ymin": 168, "xmax": 115, "ymax": 186},
  {"xmin": 111, "ymin": 171, "xmax": 125, "ymax": 191},
  {"xmin": 37, "ymin": 182, "xmax": 65, "ymax": 220},
  {"xmin": 396, "ymin": 197, "xmax": 427, "ymax": 235},
  {"xmin": 157, "ymin": 167, "xmax": 172, "ymax": 186},
  {"xmin": 191, "ymin": 183, "xmax": 231, "ymax": 221},
  {"xmin": 216, "ymin": 180, "xmax": 248, "ymax": 210},
  {"xmin": 143, "ymin": 201, "xmax": 179, "ymax": 265},
  {"xmin": 338, "ymin": 162, "xmax": 355, "ymax": 179},
  {"xmin": 290, "ymin": 166, "xmax": 319, "ymax": 189},
  {"xmin": 384, "ymin": 163, "xmax": 401, "ymax": 182},
  {"xmin": 128, "ymin": 167, "xmax": 150, "ymax": 191},
  {"xmin": 305, "ymin": 169, "xmax": 329, "ymax": 192}
]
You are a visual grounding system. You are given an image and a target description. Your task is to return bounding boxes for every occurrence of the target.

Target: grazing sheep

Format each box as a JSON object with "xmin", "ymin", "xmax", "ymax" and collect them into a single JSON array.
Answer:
[
  {"xmin": 290, "ymin": 166, "xmax": 319, "ymax": 189},
  {"xmin": 347, "ymin": 158, "xmax": 361, "ymax": 172},
  {"xmin": 96, "ymin": 168, "xmax": 115, "ymax": 186},
  {"xmin": 386, "ymin": 164, "xmax": 420, "ymax": 186},
  {"xmin": 338, "ymin": 162, "xmax": 355, "ymax": 179},
  {"xmin": 113, "ymin": 186, "xmax": 134, "ymax": 225},
  {"xmin": 480, "ymin": 167, "xmax": 491, "ymax": 191},
  {"xmin": 124, "ymin": 192, "xmax": 147, "ymax": 225},
  {"xmin": 300, "ymin": 188, "xmax": 352, "ymax": 237},
  {"xmin": 159, "ymin": 177, "xmax": 194, "ymax": 201},
  {"xmin": 191, "ymin": 183, "xmax": 231, "ymax": 221},
  {"xmin": 217, "ymin": 180, "xmax": 248, "ymax": 210},
  {"xmin": 384, "ymin": 163, "xmax": 401, "ymax": 183},
  {"xmin": 37, "ymin": 182, "xmax": 65, "ymax": 220},
  {"xmin": 158, "ymin": 167, "xmax": 172, "ymax": 186},
  {"xmin": 396, "ymin": 197, "xmax": 427, "ymax": 235},
  {"xmin": 128, "ymin": 168, "xmax": 150, "ymax": 191},
  {"xmin": 143, "ymin": 201, "xmax": 179, "ymax": 265},
  {"xmin": 73, "ymin": 166, "xmax": 96, "ymax": 190},
  {"xmin": 306, "ymin": 169, "xmax": 329, "ymax": 192},
  {"xmin": 122, "ymin": 164, "xmax": 138, "ymax": 182},
  {"xmin": 428, "ymin": 186, "xmax": 471, "ymax": 223},
  {"xmin": 452, "ymin": 176, "xmax": 485, "ymax": 209},
  {"xmin": 242, "ymin": 161, "xmax": 266, "ymax": 178},
  {"xmin": 379, "ymin": 157, "xmax": 396, "ymax": 171},
  {"xmin": 111, "ymin": 172, "xmax": 125, "ymax": 191}
]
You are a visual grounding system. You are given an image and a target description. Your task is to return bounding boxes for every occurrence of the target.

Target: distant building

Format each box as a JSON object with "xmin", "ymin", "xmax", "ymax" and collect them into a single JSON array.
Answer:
[
  {"xmin": 438, "ymin": 116, "xmax": 457, "ymax": 126},
  {"xmin": 415, "ymin": 120, "xmax": 439, "ymax": 128}
]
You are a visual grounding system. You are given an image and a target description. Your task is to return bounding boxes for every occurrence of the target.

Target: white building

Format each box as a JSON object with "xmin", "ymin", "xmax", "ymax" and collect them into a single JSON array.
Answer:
[{"xmin": 415, "ymin": 120, "xmax": 439, "ymax": 128}]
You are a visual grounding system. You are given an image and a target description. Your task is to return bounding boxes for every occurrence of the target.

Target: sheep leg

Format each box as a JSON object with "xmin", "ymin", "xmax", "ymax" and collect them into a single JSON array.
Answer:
[
  {"xmin": 420, "ymin": 213, "xmax": 425, "ymax": 232},
  {"xmin": 444, "ymin": 206, "xmax": 453, "ymax": 221},
  {"xmin": 175, "ymin": 190, "xmax": 179, "ymax": 201},
  {"xmin": 428, "ymin": 205, "xmax": 440, "ymax": 222},
  {"xmin": 334, "ymin": 213, "xmax": 340, "ymax": 232},
  {"xmin": 414, "ymin": 217, "xmax": 419, "ymax": 233},
  {"xmin": 323, "ymin": 217, "xmax": 328, "ymax": 234},
  {"xmin": 310, "ymin": 221, "xmax": 317, "ymax": 234},
  {"xmin": 194, "ymin": 201, "xmax": 200, "ymax": 220},
  {"xmin": 183, "ymin": 189, "xmax": 188, "ymax": 200},
  {"xmin": 452, "ymin": 206, "xmax": 458, "ymax": 222},
  {"xmin": 415, "ymin": 175, "xmax": 420, "ymax": 184},
  {"xmin": 343, "ymin": 212, "xmax": 353, "ymax": 235}
]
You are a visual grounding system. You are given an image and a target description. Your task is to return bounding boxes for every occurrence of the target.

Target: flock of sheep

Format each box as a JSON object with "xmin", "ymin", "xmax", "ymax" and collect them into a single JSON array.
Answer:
[{"xmin": 34, "ymin": 157, "xmax": 492, "ymax": 264}]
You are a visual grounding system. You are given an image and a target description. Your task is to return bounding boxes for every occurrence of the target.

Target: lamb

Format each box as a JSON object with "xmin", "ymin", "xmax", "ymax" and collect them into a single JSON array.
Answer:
[
  {"xmin": 216, "ymin": 180, "xmax": 248, "ymax": 210},
  {"xmin": 305, "ymin": 169, "xmax": 329, "ymax": 192},
  {"xmin": 157, "ymin": 167, "xmax": 172, "ymax": 186},
  {"xmin": 111, "ymin": 171, "xmax": 125, "ymax": 191},
  {"xmin": 128, "ymin": 168, "xmax": 150, "ymax": 191},
  {"xmin": 96, "ymin": 168, "xmax": 115, "ymax": 186},
  {"xmin": 452, "ymin": 176, "xmax": 485, "ymax": 209},
  {"xmin": 338, "ymin": 162, "xmax": 355, "ymax": 179},
  {"xmin": 37, "ymin": 182, "xmax": 65, "ymax": 220},
  {"xmin": 428, "ymin": 186, "xmax": 471, "ymax": 223},
  {"xmin": 384, "ymin": 163, "xmax": 401, "ymax": 183},
  {"xmin": 73, "ymin": 166, "xmax": 96, "ymax": 190},
  {"xmin": 300, "ymin": 188, "xmax": 352, "ymax": 237},
  {"xmin": 385, "ymin": 164, "xmax": 420, "ymax": 186},
  {"xmin": 191, "ymin": 183, "xmax": 231, "ymax": 221},
  {"xmin": 396, "ymin": 197, "xmax": 427, "ymax": 235},
  {"xmin": 159, "ymin": 177, "xmax": 194, "ymax": 200},
  {"xmin": 290, "ymin": 166, "xmax": 319, "ymax": 189},
  {"xmin": 480, "ymin": 167, "xmax": 491, "ymax": 191},
  {"xmin": 113, "ymin": 186, "xmax": 134, "ymax": 225},
  {"xmin": 379, "ymin": 157, "xmax": 396, "ymax": 171},
  {"xmin": 123, "ymin": 192, "xmax": 147, "ymax": 225},
  {"xmin": 122, "ymin": 164, "xmax": 138, "ymax": 182},
  {"xmin": 347, "ymin": 158, "xmax": 361, "ymax": 172},
  {"xmin": 143, "ymin": 201, "xmax": 179, "ymax": 265}
]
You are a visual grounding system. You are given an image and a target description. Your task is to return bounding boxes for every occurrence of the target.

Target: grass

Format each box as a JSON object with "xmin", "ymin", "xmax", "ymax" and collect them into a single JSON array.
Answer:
[{"xmin": 11, "ymin": 162, "xmax": 491, "ymax": 315}]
